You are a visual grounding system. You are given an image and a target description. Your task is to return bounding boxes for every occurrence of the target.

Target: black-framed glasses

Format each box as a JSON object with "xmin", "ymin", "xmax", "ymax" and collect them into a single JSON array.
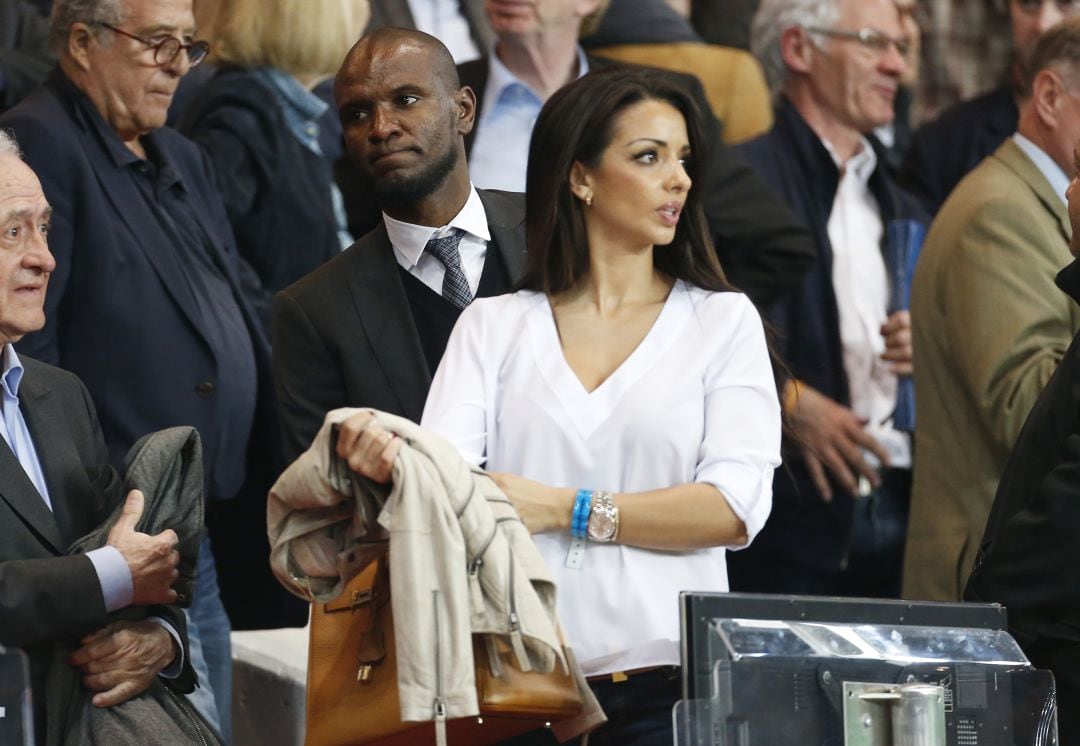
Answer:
[
  {"xmin": 98, "ymin": 22, "xmax": 210, "ymax": 67},
  {"xmin": 804, "ymin": 26, "xmax": 911, "ymax": 58}
]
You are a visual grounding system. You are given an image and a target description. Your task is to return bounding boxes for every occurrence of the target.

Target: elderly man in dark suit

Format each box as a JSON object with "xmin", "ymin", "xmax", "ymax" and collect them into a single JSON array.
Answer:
[
  {"xmin": 0, "ymin": 130, "xmax": 194, "ymax": 745},
  {"xmin": 0, "ymin": 0, "xmax": 280, "ymax": 736},
  {"xmin": 273, "ymin": 28, "xmax": 526, "ymax": 463}
]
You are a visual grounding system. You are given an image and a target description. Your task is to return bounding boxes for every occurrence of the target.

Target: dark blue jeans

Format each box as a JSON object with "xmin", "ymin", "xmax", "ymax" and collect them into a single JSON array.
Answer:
[{"xmin": 500, "ymin": 666, "xmax": 682, "ymax": 746}]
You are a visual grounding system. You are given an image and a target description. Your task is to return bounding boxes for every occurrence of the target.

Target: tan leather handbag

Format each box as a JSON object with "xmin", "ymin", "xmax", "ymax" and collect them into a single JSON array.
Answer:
[{"xmin": 305, "ymin": 554, "xmax": 584, "ymax": 746}]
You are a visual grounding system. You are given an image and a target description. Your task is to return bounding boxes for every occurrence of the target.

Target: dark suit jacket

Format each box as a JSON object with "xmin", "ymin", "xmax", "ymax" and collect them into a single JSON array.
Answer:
[
  {"xmin": 899, "ymin": 85, "xmax": 1018, "ymax": 217},
  {"xmin": 0, "ymin": 356, "xmax": 194, "ymax": 741},
  {"xmin": 272, "ymin": 189, "xmax": 526, "ymax": 464},
  {"xmin": 367, "ymin": 0, "xmax": 494, "ymax": 51},
  {"xmin": 0, "ymin": 68, "xmax": 272, "ymax": 504},
  {"xmin": 730, "ymin": 99, "xmax": 927, "ymax": 578},
  {"xmin": 454, "ymin": 54, "xmax": 815, "ymax": 307},
  {"xmin": 0, "ymin": 68, "xmax": 304, "ymax": 629},
  {"xmin": 964, "ymin": 258, "xmax": 1080, "ymax": 745}
]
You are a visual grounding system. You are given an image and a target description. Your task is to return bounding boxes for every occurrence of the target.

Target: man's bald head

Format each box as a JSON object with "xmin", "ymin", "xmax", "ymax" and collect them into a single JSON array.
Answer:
[
  {"xmin": 333, "ymin": 26, "xmax": 478, "ymax": 224},
  {"xmin": 337, "ymin": 27, "xmax": 461, "ymax": 101}
]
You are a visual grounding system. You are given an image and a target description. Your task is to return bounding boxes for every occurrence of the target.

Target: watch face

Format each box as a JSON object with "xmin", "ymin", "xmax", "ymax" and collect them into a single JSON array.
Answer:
[{"xmin": 589, "ymin": 512, "xmax": 616, "ymax": 540}]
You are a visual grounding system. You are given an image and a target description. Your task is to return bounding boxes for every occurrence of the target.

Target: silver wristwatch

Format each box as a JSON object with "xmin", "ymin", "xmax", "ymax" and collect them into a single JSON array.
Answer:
[{"xmin": 586, "ymin": 491, "xmax": 619, "ymax": 543}]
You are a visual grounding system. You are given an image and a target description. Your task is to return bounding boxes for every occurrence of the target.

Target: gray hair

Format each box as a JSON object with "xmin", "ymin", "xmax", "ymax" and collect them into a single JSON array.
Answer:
[
  {"xmin": 0, "ymin": 130, "xmax": 20, "ymax": 159},
  {"xmin": 49, "ymin": 0, "xmax": 126, "ymax": 55},
  {"xmin": 751, "ymin": 0, "xmax": 841, "ymax": 97}
]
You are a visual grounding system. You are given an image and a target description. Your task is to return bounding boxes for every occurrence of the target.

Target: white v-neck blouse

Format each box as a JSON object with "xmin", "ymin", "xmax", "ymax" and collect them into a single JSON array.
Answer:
[{"xmin": 422, "ymin": 281, "xmax": 782, "ymax": 674}]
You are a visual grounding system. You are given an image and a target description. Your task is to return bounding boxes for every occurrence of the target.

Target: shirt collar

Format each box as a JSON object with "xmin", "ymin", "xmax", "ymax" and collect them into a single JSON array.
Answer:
[
  {"xmin": 383, "ymin": 185, "xmax": 491, "ymax": 267},
  {"xmin": 2, "ymin": 344, "xmax": 24, "ymax": 399},
  {"xmin": 821, "ymin": 135, "xmax": 878, "ymax": 186},
  {"xmin": 1013, "ymin": 132, "xmax": 1070, "ymax": 206},
  {"xmin": 486, "ymin": 44, "xmax": 590, "ymax": 104}
]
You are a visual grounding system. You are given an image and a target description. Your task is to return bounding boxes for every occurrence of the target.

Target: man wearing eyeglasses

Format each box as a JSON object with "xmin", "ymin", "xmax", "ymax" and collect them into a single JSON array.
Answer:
[
  {"xmin": 726, "ymin": 0, "xmax": 928, "ymax": 599},
  {"xmin": 0, "ymin": 0, "xmax": 272, "ymax": 739}
]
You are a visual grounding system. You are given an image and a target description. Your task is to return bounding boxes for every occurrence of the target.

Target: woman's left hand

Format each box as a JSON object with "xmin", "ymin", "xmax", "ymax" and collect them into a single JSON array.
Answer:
[{"xmin": 488, "ymin": 472, "xmax": 574, "ymax": 534}]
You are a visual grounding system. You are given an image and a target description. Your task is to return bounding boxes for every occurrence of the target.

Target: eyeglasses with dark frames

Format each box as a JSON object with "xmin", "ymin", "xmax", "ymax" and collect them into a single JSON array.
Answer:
[
  {"xmin": 98, "ymin": 22, "xmax": 210, "ymax": 67},
  {"xmin": 804, "ymin": 26, "xmax": 911, "ymax": 58}
]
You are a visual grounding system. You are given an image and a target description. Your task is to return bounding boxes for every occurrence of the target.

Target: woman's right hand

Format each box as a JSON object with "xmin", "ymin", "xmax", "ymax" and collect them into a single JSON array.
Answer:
[{"xmin": 335, "ymin": 410, "xmax": 401, "ymax": 484}]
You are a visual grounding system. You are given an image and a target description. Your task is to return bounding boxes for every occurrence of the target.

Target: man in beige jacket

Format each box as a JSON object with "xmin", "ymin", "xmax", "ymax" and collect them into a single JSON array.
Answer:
[{"xmin": 903, "ymin": 18, "xmax": 1080, "ymax": 601}]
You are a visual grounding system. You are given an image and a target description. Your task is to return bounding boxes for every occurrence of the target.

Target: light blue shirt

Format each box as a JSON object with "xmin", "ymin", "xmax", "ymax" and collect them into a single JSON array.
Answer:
[
  {"xmin": 1013, "ymin": 132, "xmax": 1070, "ymax": 206},
  {"xmin": 253, "ymin": 68, "xmax": 353, "ymax": 250},
  {"xmin": 1, "ymin": 345, "xmax": 182, "ymax": 675},
  {"xmin": 469, "ymin": 47, "xmax": 589, "ymax": 192}
]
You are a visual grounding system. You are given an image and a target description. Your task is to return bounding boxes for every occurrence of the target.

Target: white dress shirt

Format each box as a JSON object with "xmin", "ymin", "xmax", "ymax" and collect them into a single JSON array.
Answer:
[
  {"xmin": 406, "ymin": 0, "xmax": 481, "ymax": 63},
  {"xmin": 422, "ymin": 283, "xmax": 782, "ymax": 675},
  {"xmin": 824, "ymin": 138, "xmax": 911, "ymax": 469},
  {"xmin": 384, "ymin": 185, "xmax": 491, "ymax": 296},
  {"xmin": 469, "ymin": 48, "xmax": 589, "ymax": 192}
]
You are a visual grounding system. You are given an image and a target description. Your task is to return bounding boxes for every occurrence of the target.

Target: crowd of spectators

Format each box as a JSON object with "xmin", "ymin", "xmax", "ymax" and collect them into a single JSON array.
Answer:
[{"xmin": 5, "ymin": 0, "xmax": 1080, "ymax": 743}]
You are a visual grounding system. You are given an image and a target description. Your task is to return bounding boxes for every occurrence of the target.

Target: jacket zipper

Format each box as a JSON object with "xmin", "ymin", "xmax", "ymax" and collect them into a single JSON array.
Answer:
[
  {"xmin": 468, "ymin": 527, "xmax": 498, "ymax": 615},
  {"xmin": 433, "ymin": 589, "xmax": 448, "ymax": 746},
  {"xmin": 164, "ymin": 684, "xmax": 210, "ymax": 746},
  {"xmin": 506, "ymin": 543, "xmax": 530, "ymax": 671}
]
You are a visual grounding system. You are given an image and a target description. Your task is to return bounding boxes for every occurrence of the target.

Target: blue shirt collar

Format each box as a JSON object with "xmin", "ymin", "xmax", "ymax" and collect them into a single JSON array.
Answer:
[
  {"xmin": 2, "ymin": 344, "xmax": 24, "ymax": 399},
  {"xmin": 1013, "ymin": 132, "xmax": 1069, "ymax": 206},
  {"xmin": 485, "ymin": 44, "xmax": 590, "ymax": 105}
]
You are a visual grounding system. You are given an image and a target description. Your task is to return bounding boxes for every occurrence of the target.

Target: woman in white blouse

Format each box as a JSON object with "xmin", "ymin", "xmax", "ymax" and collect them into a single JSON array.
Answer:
[{"xmin": 342, "ymin": 66, "xmax": 782, "ymax": 744}]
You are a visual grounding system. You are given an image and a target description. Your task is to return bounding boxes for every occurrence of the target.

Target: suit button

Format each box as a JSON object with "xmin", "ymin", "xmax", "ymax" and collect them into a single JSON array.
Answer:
[{"xmin": 195, "ymin": 381, "xmax": 216, "ymax": 397}]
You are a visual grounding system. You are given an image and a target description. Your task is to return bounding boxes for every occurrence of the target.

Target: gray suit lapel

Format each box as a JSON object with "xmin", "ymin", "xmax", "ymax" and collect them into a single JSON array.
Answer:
[
  {"xmin": 347, "ymin": 225, "xmax": 432, "ymax": 421},
  {"xmin": 0, "ymin": 374, "xmax": 66, "ymax": 552},
  {"xmin": 20, "ymin": 371, "xmax": 98, "ymax": 547},
  {"xmin": 478, "ymin": 190, "xmax": 528, "ymax": 283}
]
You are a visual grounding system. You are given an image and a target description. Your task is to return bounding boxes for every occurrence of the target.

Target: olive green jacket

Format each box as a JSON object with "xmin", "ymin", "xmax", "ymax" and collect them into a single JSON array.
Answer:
[{"xmin": 903, "ymin": 138, "xmax": 1080, "ymax": 601}]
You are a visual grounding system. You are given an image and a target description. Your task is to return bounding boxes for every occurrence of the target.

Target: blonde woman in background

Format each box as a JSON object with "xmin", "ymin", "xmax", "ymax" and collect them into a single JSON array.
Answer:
[{"xmin": 180, "ymin": 0, "xmax": 369, "ymax": 300}]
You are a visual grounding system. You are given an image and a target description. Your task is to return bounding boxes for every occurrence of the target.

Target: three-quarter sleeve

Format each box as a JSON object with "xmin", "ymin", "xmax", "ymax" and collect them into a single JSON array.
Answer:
[{"xmin": 694, "ymin": 294, "xmax": 782, "ymax": 546}]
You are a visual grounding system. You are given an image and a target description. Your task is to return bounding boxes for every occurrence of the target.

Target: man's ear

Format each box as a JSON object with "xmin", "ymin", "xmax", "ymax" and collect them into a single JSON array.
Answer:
[
  {"xmin": 67, "ymin": 23, "xmax": 95, "ymax": 72},
  {"xmin": 779, "ymin": 26, "xmax": 815, "ymax": 76},
  {"xmin": 1031, "ymin": 68, "xmax": 1065, "ymax": 131},
  {"xmin": 455, "ymin": 85, "xmax": 477, "ymax": 136}
]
